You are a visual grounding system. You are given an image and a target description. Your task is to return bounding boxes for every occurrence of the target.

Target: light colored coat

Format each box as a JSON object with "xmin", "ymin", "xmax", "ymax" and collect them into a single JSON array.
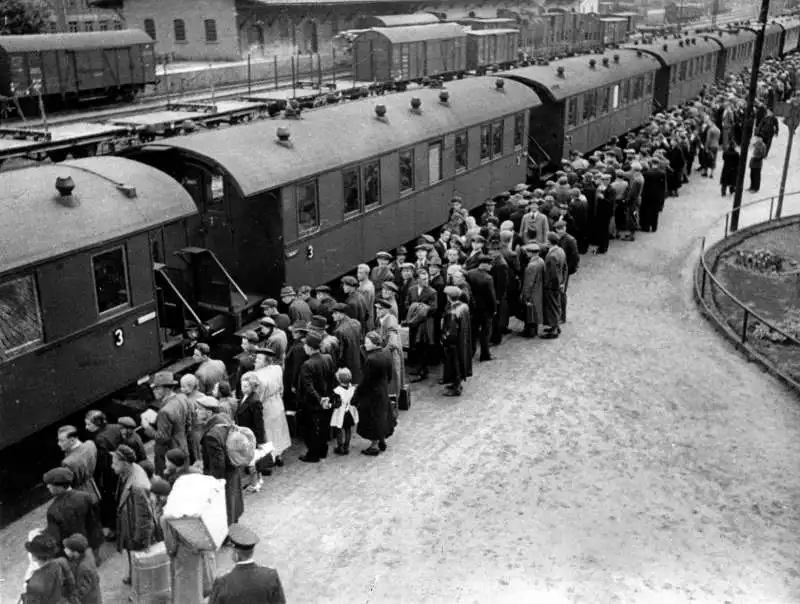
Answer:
[
  {"xmin": 254, "ymin": 365, "xmax": 292, "ymax": 456},
  {"xmin": 63, "ymin": 440, "xmax": 101, "ymax": 504}
]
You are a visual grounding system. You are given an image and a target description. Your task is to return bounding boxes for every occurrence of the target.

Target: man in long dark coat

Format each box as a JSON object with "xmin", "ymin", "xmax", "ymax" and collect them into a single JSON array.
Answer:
[
  {"xmin": 297, "ymin": 333, "xmax": 336, "ymax": 463},
  {"xmin": 520, "ymin": 244, "xmax": 544, "ymax": 338},
  {"xmin": 555, "ymin": 221, "xmax": 579, "ymax": 324},
  {"xmin": 142, "ymin": 372, "xmax": 193, "ymax": 478},
  {"xmin": 199, "ymin": 400, "xmax": 243, "ymax": 526},
  {"xmin": 466, "ymin": 256, "xmax": 497, "ymax": 362},
  {"xmin": 641, "ymin": 159, "xmax": 667, "ymax": 232},
  {"xmin": 720, "ymin": 141, "xmax": 740, "ymax": 197},
  {"xmin": 43, "ymin": 468, "xmax": 103, "ymax": 556},
  {"xmin": 488, "ymin": 247, "xmax": 510, "ymax": 346},
  {"xmin": 441, "ymin": 286, "xmax": 472, "ymax": 397},
  {"xmin": 354, "ymin": 333, "xmax": 394, "ymax": 455},
  {"xmin": 404, "ymin": 267, "xmax": 437, "ymax": 382},
  {"xmin": 341, "ymin": 276, "xmax": 369, "ymax": 334},
  {"xmin": 542, "ymin": 233, "xmax": 567, "ymax": 339},
  {"xmin": 332, "ymin": 303, "xmax": 364, "ymax": 384}
]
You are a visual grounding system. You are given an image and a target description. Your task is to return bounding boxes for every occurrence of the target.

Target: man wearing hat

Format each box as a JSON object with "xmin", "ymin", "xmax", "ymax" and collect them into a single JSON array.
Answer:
[
  {"xmin": 332, "ymin": 303, "xmax": 364, "ymax": 384},
  {"xmin": 371, "ymin": 251, "xmax": 394, "ymax": 294},
  {"xmin": 441, "ymin": 285, "xmax": 472, "ymax": 396},
  {"xmin": 519, "ymin": 201, "xmax": 549, "ymax": 245},
  {"xmin": 262, "ymin": 315, "xmax": 288, "ymax": 367},
  {"xmin": 283, "ymin": 320, "xmax": 309, "ymax": 416},
  {"xmin": 57, "ymin": 424, "xmax": 101, "ymax": 503},
  {"xmin": 447, "ymin": 196, "xmax": 468, "ymax": 236},
  {"xmin": 111, "ymin": 445, "xmax": 155, "ymax": 584},
  {"xmin": 260, "ymin": 298, "xmax": 279, "ymax": 319},
  {"xmin": 592, "ymin": 174, "xmax": 614, "ymax": 254},
  {"xmin": 391, "ymin": 246, "xmax": 408, "ymax": 289},
  {"xmin": 341, "ymin": 275, "xmax": 369, "ymax": 334},
  {"xmin": 44, "ymin": 467, "xmax": 103, "ymax": 555},
  {"xmin": 193, "ymin": 342, "xmax": 228, "ymax": 395},
  {"xmin": 314, "ymin": 285, "xmax": 336, "ymax": 325},
  {"xmin": 64, "ymin": 533, "xmax": 101, "ymax": 604},
  {"xmin": 357, "ymin": 263, "xmax": 376, "ymax": 330},
  {"xmin": 479, "ymin": 198, "xmax": 498, "ymax": 228},
  {"xmin": 403, "ymin": 266, "xmax": 437, "ymax": 382},
  {"xmin": 397, "ymin": 263, "xmax": 416, "ymax": 320},
  {"xmin": 463, "ymin": 235, "xmax": 486, "ymax": 271},
  {"xmin": 208, "ymin": 524, "xmax": 286, "ymax": 604},
  {"xmin": 281, "ymin": 285, "xmax": 312, "ymax": 324},
  {"xmin": 521, "ymin": 243, "xmax": 545, "ymax": 338},
  {"xmin": 309, "ymin": 314, "xmax": 340, "ymax": 363},
  {"xmin": 414, "ymin": 243, "xmax": 431, "ymax": 273},
  {"xmin": 234, "ymin": 330, "xmax": 260, "ymax": 396},
  {"xmin": 297, "ymin": 332, "xmax": 336, "ymax": 462},
  {"xmin": 379, "ymin": 281, "xmax": 400, "ymax": 317},
  {"xmin": 542, "ymin": 232, "xmax": 567, "ymax": 339},
  {"xmin": 119, "ymin": 417, "xmax": 147, "ymax": 463},
  {"xmin": 142, "ymin": 371, "xmax": 192, "ymax": 477},
  {"xmin": 375, "ymin": 298, "xmax": 405, "ymax": 400},
  {"xmin": 465, "ymin": 255, "xmax": 497, "ymax": 362},
  {"xmin": 22, "ymin": 533, "xmax": 73, "ymax": 603}
]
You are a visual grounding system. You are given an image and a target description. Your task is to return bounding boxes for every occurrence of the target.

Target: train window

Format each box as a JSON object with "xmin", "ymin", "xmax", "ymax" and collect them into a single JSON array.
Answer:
[
  {"xmin": 492, "ymin": 122, "xmax": 503, "ymax": 157},
  {"xmin": 343, "ymin": 168, "xmax": 360, "ymax": 214},
  {"xmin": 363, "ymin": 162, "xmax": 381, "ymax": 208},
  {"xmin": 144, "ymin": 18, "xmax": 156, "ymax": 40},
  {"xmin": 567, "ymin": 98, "xmax": 578, "ymax": 127},
  {"xmin": 68, "ymin": 21, "xmax": 79, "ymax": 33},
  {"xmin": 399, "ymin": 150, "xmax": 415, "ymax": 194},
  {"xmin": 0, "ymin": 275, "xmax": 43, "ymax": 360},
  {"xmin": 687, "ymin": 59, "xmax": 693, "ymax": 79},
  {"xmin": 428, "ymin": 141, "xmax": 443, "ymax": 184},
  {"xmin": 93, "ymin": 248, "xmax": 130, "ymax": 315},
  {"xmin": 514, "ymin": 113, "xmax": 525, "ymax": 149},
  {"xmin": 600, "ymin": 87, "xmax": 610, "ymax": 114},
  {"xmin": 621, "ymin": 80, "xmax": 630, "ymax": 105},
  {"xmin": 455, "ymin": 131, "xmax": 468, "ymax": 172},
  {"xmin": 679, "ymin": 61, "xmax": 687, "ymax": 82},
  {"xmin": 611, "ymin": 84, "xmax": 619, "ymax": 110},
  {"xmin": 706, "ymin": 54, "xmax": 712, "ymax": 71},
  {"xmin": 480, "ymin": 125, "xmax": 491, "ymax": 161},
  {"xmin": 645, "ymin": 73, "xmax": 654, "ymax": 95},
  {"xmin": 174, "ymin": 19, "xmax": 186, "ymax": 42},
  {"xmin": 632, "ymin": 77, "xmax": 642, "ymax": 100},
  {"xmin": 297, "ymin": 180, "xmax": 319, "ymax": 234},
  {"xmin": 582, "ymin": 93, "xmax": 594, "ymax": 121},
  {"xmin": 205, "ymin": 19, "xmax": 218, "ymax": 43}
]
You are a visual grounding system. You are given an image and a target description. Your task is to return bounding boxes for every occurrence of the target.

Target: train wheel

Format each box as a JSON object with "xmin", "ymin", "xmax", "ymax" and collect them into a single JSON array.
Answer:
[{"xmin": 48, "ymin": 150, "xmax": 69, "ymax": 163}]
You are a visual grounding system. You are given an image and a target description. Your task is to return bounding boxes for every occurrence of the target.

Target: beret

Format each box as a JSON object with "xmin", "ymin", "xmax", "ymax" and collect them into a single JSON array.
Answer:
[
  {"xmin": 150, "ymin": 477, "xmax": 172, "ymax": 496},
  {"xmin": 341, "ymin": 275, "xmax": 358, "ymax": 287},
  {"xmin": 118, "ymin": 416, "xmax": 137, "ymax": 429},
  {"xmin": 315, "ymin": 285, "xmax": 331, "ymax": 294},
  {"xmin": 43, "ymin": 467, "xmax": 74, "ymax": 486},
  {"xmin": 114, "ymin": 445, "xmax": 136, "ymax": 464},
  {"xmin": 63, "ymin": 533, "xmax": 89, "ymax": 554},
  {"xmin": 228, "ymin": 524, "xmax": 259, "ymax": 549}
]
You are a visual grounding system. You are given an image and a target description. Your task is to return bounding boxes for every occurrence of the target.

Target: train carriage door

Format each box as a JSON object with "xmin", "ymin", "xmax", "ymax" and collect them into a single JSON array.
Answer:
[
  {"xmin": 102, "ymin": 48, "xmax": 122, "ymax": 88},
  {"xmin": 114, "ymin": 47, "xmax": 133, "ymax": 86}
]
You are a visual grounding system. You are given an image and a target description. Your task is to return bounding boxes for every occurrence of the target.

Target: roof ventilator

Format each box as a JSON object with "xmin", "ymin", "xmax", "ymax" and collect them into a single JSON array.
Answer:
[
  {"xmin": 636, "ymin": 50, "xmax": 643, "ymax": 57},
  {"xmin": 495, "ymin": 79, "xmax": 505, "ymax": 91},
  {"xmin": 55, "ymin": 176, "xmax": 78, "ymax": 207},
  {"xmin": 375, "ymin": 104, "xmax": 388, "ymax": 120},
  {"xmin": 679, "ymin": 40, "xmax": 684, "ymax": 47},
  {"xmin": 276, "ymin": 126, "xmax": 292, "ymax": 148},
  {"xmin": 602, "ymin": 57, "xmax": 610, "ymax": 67},
  {"xmin": 410, "ymin": 97, "xmax": 422, "ymax": 113},
  {"xmin": 589, "ymin": 58, "xmax": 596, "ymax": 68},
  {"xmin": 613, "ymin": 53, "xmax": 620, "ymax": 63},
  {"xmin": 663, "ymin": 43, "xmax": 669, "ymax": 51},
  {"xmin": 439, "ymin": 90, "xmax": 450, "ymax": 104},
  {"xmin": 556, "ymin": 65, "xmax": 565, "ymax": 77}
]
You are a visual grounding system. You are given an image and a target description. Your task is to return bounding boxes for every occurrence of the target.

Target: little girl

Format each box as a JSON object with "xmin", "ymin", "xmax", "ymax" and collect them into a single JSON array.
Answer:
[{"xmin": 330, "ymin": 368, "xmax": 358, "ymax": 455}]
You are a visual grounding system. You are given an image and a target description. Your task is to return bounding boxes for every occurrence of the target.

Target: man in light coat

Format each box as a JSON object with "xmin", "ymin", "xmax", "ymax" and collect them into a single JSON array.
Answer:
[{"xmin": 58, "ymin": 425, "xmax": 101, "ymax": 504}]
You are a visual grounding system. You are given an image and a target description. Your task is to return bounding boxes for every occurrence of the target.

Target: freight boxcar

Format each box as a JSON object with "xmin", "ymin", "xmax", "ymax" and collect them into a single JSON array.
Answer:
[
  {"xmin": 778, "ymin": 17, "xmax": 800, "ymax": 55},
  {"xmin": 455, "ymin": 17, "xmax": 518, "ymax": 30},
  {"xmin": 0, "ymin": 30, "xmax": 156, "ymax": 106},
  {"xmin": 467, "ymin": 29, "xmax": 520, "ymax": 71},
  {"xmin": 740, "ymin": 22, "xmax": 784, "ymax": 58},
  {"xmin": 702, "ymin": 28, "xmax": 755, "ymax": 81},
  {"xmin": 357, "ymin": 13, "xmax": 441, "ymax": 28},
  {"xmin": 352, "ymin": 24, "xmax": 468, "ymax": 83},
  {"xmin": 598, "ymin": 17, "xmax": 631, "ymax": 45}
]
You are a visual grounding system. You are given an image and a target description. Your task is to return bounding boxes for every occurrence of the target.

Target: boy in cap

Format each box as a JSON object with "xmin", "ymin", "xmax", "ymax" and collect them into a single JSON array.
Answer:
[
  {"xmin": 371, "ymin": 251, "xmax": 394, "ymax": 293},
  {"xmin": 44, "ymin": 467, "xmax": 103, "ymax": 555},
  {"xmin": 281, "ymin": 285, "xmax": 312, "ymax": 324},
  {"xmin": 208, "ymin": 524, "xmax": 286, "ymax": 604},
  {"xmin": 64, "ymin": 533, "xmax": 101, "ymax": 604},
  {"xmin": 118, "ymin": 416, "xmax": 147, "ymax": 463}
]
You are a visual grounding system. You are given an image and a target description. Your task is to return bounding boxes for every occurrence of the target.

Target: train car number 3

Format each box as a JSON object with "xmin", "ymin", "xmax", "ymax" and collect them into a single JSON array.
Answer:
[{"xmin": 113, "ymin": 328, "xmax": 125, "ymax": 347}]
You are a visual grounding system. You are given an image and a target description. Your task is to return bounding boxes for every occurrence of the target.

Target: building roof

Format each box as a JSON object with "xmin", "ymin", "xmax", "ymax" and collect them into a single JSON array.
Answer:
[
  {"xmin": 0, "ymin": 156, "xmax": 197, "ymax": 276},
  {"xmin": 141, "ymin": 77, "xmax": 539, "ymax": 198},
  {"xmin": 456, "ymin": 17, "xmax": 518, "ymax": 24},
  {"xmin": 365, "ymin": 14, "xmax": 441, "ymax": 27},
  {"xmin": 500, "ymin": 49, "xmax": 660, "ymax": 102},
  {"xmin": 0, "ymin": 29, "xmax": 152, "ymax": 53},
  {"xmin": 467, "ymin": 29, "xmax": 521, "ymax": 36},
  {"xmin": 360, "ymin": 23, "xmax": 467, "ymax": 44},
  {"xmin": 623, "ymin": 34, "xmax": 720, "ymax": 66}
]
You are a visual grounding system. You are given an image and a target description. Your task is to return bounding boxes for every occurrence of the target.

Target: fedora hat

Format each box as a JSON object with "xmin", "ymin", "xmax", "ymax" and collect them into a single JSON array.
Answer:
[
  {"xmin": 150, "ymin": 372, "xmax": 177, "ymax": 388},
  {"xmin": 25, "ymin": 533, "xmax": 59, "ymax": 560}
]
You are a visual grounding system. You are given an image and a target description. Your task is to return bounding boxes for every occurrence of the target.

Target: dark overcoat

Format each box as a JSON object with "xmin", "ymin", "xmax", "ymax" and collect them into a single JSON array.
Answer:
[
  {"xmin": 521, "ymin": 256, "xmax": 545, "ymax": 325},
  {"xmin": 404, "ymin": 284, "xmax": 437, "ymax": 345},
  {"xmin": 235, "ymin": 392, "xmax": 265, "ymax": 445},
  {"xmin": 46, "ymin": 490, "xmax": 103, "ymax": 551},
  {"xmin": 333, "ymin": 317, "xmax": 364, "ymax": 384},
  {"xmin": 68, "ymin": 550, "xmax": 102, "ymax": 604},
  {"xmin": 345, "ymin": 291, "xmax": 370, "ymax": 334},
  {"xmin": 543, "ymin": 246, "xmax": 567, "ymax": 329},
  {"xmin": 93, "ymin": 425, "xmax": 122, "ymax": 529},
  {"xmin": 465, "ymin": 269, "xmax": 497, "ymax": 319},
  {"xmin": 209, "ymin": 563, "xmax": 286, "ymax": 604},
  {"xmin": 201, "ymin": 414, "xmax": 243, "ymax": 526},
  {"xmin": 22, "ymin": 557, "xmax": 74, "ymax": 604},
  {"xmin": 720, "ymin": 147, "xmax": 740, "ymax": 187},
  {"xmin": 441, "ymin": 301, "xmax": 473, "ymax": 384},
  {"xmin": 115, "ymin": 463, "xmax": 154, "ymax": 552},
  {"xmin": 355, "ymin": 348, "xmax": 393, "ymax": 442}
]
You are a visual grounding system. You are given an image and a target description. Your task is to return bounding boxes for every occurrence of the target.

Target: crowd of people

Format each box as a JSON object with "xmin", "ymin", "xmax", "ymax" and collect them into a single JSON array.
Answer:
[{"xmin": 18, "ymin": 55, "xmax": 800, "ymax": 604}]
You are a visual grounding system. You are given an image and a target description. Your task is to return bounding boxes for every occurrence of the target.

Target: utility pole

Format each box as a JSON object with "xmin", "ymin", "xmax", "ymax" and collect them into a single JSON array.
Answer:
[
  {"xmin": 775, "ymin": 96, "xmax": 800, "ymax": 218},
  {"xmin": 728, "ymin": 0, "xmax": 770, "ymax": 233}
]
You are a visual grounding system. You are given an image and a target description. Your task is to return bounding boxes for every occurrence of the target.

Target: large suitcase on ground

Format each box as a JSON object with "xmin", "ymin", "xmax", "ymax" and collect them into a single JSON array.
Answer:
[
  {"xmin": 131, "ymin": 541, "xmax": 171, "ymax": 603},
  {"xmin": 398, "ymin": 385, "xmax": 411, "ymax": 411},
  {"xmin": 163, "ymin": 474, "xmax": 228, "ymax": 551}
]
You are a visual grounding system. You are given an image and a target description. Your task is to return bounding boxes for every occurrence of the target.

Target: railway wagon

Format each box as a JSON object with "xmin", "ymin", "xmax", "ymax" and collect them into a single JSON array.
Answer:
[
  {"xmin": 598, "ymin": 17, "xmax": 631, "ymax": 45},
  {"xmin": 500, "ymin": 49, "xmax": 660, "ymax": 164},
  {"xmin": 778, "ymin": 17, "xmax": 800, "ymax": 55},
  {"xmin": 740, "ymin": 22, "xmax": 784, "ymax": 58},
  {"xmin": 0, "ymin": 157, "xmax": 197, "ymax": 450},
  {"xmin": 609, "ymin": 12, "xmax": 643, "ymax": 33},
  {"xmin": 703, "ymin": 28, "xmax": 755, "ymax": 81},
  {"xmin": 129, "ymin": 77, "xmax": 535, "ymax": 292},
  {"xmin": 352, "ymin": 24, "xmax": 467, "ymax": 83},
  {"xmin": 357, "ymin": 13, "xmax": 441, "ymax": 28},
  {"xmin": 0, "ymin": 30, "xmax": 156, "ymax": 104},
  {"xmin": 455, "ymin": 17, "xmax": 518, "ymax": 30},
  {"xmin": 626, "ymin": 35, "xmax": 720, "ymax": 110},
  {"xmin": 467, "ymin": 29, "xmax": 520, "ymax": 71}
]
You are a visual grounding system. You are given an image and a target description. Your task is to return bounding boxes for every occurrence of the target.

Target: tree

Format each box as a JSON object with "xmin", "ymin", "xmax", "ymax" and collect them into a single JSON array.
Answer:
[{"xmin": 0, "ymin": 0, "xmax": 51, "ymax": 35}]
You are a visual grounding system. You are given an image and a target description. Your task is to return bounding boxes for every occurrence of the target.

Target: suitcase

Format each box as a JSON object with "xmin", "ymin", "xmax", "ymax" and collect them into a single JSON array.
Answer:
[
  {"xmin": 131, "ymin": 541, "xmax": 171, "ymax": 603},
  {"xmin": 398, "ymin": 385, "xmax": 411, "ymax": 411}
]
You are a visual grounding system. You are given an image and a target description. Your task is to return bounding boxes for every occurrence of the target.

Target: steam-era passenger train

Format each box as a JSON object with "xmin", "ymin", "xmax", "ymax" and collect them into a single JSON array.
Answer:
[{"xmin": 1, "ymin": 19, "xmax": 799, "ymax": 454}]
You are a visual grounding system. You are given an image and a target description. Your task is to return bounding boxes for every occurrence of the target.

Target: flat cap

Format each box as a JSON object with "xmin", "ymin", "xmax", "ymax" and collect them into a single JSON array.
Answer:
[
  {"xmin": 395, "ymin": 246, "xmax": 408, "ymax": 255},
  {"xmin": 166, "ymin": 448, "xmax": 187, "ymax": 466},
  {"xmin": 113, "ymin": 445, "xmax": 136, "ymax": 464},
  {"xmin": 376, "ymin": 251, "xmax": 392, "ymax": 260},
  {"xmin": 43, "ymin": 467, "xmax": 74, "ymax": 486},
  {"xmin": 305, "ymin": 333, "xmax": 322, "ymax": 349},
  {"xmin": 290, "ymin": 320, "xmax": 309, "ymax": 333},
  {"xmin": 332, "ymin": 303, "xmax": 350, "ymax": 314},
  {"xmin": 415, "ymin": 243, "xmax": 432, "ymax": 252},
  {"xmin": 315, "ymin": 285, "xmax": 331, "ymax": 294},
  {"xmin": 227, "ymin": 524, "xmax": 259, "ymax": 549},
  {"xmin": 118, "ymin": 416, "xmax": 137, "ymax": 429},
  {"xmin": 400, "ymin": 262, "xmax": 416, "ymax": 271},
  {"xmin": 280, "ymin": 286, "xmax": 295, "ymax": 297},
  {"xmin": 260, "ymin": 316, "xmax": 277, "ymax": 328},
  {"xmin": 63, "ymin": 533, "xmax": 88, "ymax": 554},
  {"xmin": 420, "ymin": 234, "xmax": 436, "ymax": 244},
  {"xmin": 309, "ymin": 316, "xmax": 328, "ymax": 331},
  {"xmin": 260, "ymin": 298, "xmax": 278, "ymax": 309},
  {"xmin": 341, "ymin": 275, "xmax": 358, "ymax": 287},
  {"xmin": 150, "ymin": 477, "xmax": 172, "ymax": 496}
]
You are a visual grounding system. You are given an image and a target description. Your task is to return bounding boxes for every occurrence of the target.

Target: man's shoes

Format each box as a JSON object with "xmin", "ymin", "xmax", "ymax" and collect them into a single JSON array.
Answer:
[
  {"xmin": 299, "ymin": 454, "xmax": 320, "ymax": 463},
  {"xmin": 479, "ymin": 355, "xmax": 493, "ymax": 362},
  {"xmin": 334, "ymin": 446, "xmax": 348, "ymax": 455},
  {"xmin": 410, "ymin": 374, "xmax": 428, "ymax": 383},
  {"xmin": 442, "ymin": 388, "xmax": 462, "ymax": 397},
  {"xmin": 541, "ymin": 331, "xmax": 559, "ymax": 339},
  {"xmin": 361, "ymin": 447, "xmax": 380, "ymax": 456},
  {"xmin": 378, "ymin": 440, "xmax": 387, "ymax": 452}
]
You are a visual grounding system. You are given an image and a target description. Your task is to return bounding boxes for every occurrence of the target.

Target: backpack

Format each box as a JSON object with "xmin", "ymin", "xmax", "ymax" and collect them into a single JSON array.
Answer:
[{"xmin": 225, "ymin": 425, "xmax": 256, "ymax": 467}]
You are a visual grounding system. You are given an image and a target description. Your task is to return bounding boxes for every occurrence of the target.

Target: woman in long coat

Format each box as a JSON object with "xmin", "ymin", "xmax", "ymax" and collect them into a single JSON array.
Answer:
[
  {"xmin": 84, "ymin": 410, "xmax": 123, "ymax": 538},
  {"xmin": 254, "ymin": 355, "xmax": 292, "ymax": 466},
  {"xmin": 376, "ymin": 300, "xmax": 405, "ymax": 399},
  {"xmin": 720, "ymin": 141, "xmax": 740, "ymax": 197},
  {"xmin": 520, "ymin": 243, "xmax": 545, "ymax": 338},
  {"xmin": 354, "ymin": 333, "xmax": 393, "ymax": 456}
]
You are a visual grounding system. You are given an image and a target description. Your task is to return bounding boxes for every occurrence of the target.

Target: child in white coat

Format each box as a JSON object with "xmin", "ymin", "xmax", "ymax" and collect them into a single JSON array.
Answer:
[{"xmin": 330, "ymin": 368, "xmax": 358, "ymax": 455}]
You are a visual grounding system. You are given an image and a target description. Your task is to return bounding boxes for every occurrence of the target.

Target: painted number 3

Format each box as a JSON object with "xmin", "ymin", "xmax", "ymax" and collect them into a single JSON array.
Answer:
[{"xmin": 113, "ymin": 329, "xmax": 125, "ymax": 347}]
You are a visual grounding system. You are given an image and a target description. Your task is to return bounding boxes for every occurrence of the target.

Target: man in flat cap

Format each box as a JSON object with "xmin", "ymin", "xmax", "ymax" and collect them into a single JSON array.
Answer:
[
  {"xmin": 397, "ymin": 263, "xmax": 416, "ymax": 320},
  {"xmin": 441, "ymin": 285, "xmax": 472, "ymax": 396},
  {"xmin": 404, "ymin": 266, "xmax": 437, "ymax": 382},
  {"xmin": 142, "ymin": 371, "xmax": 193, "ymax": 477},
  {"xmin": 283, "ymin": 320, "xmax": 309, "ymax": 416},
  {"xmin": 111, "ymin": 445, "xmax": 154, "ymax": 584},
  {"xmin": 63, "ymin": 533, "xmax": 101, "ymax": 604},
  {"xmin": 466, "ymin": 255, "xmax": 497, "ymax": 362},
  {"xmin": 341, "ymin": 275, "xmax": 369, "ymax": 334},
  {"xmin": 447, "ymin": 196, "xmax": 468, "ymax": 236},
  {"xmin": 44, "ymin": 467, "xmax": 103, "ymax": 558},
  {"xmin": 314, "ymin": 285, "xmax": 336, "ymax": 325},
  {"xmin": 332, "ymin": 303, "xmax": 364, "ymax": 385},
  {"xmin": 118, "ymin": 417, "xmax": 147, "ymax": 463},
  {"xmin": 262, "ymin": 316, "xmax": 288, "ymax": 367},
  {"xmin": 520, "ymin": 243, "xmax": 545, "ymax": 338},
  {"xmin": 260, "ymin": 298, "xmax": 279, "ymax": 319},
  {"xmin": 371, "ymin": 251, "xmax": 394, "ymax": 294},
  {"xmin": 542, "ymin": 232, "xmax": 567, "ymax": 339},
  {"xmin": 193, "ymin": 342, "xmax": 228, "ymax": 395},
  {"xmin": 297, "ymin": 332, "xmax": 336, "ymax": 462},
  {"xmin": 463, "ymin": 234, "xmax": 486, "ymax": 271},
  {"xmin": 357, "ymin": 263, "xmax": 376, "ymax": 331},
  {"xmin": 234, "ymin": 330, "xmax": 260, "ymax": 396},
  {"xmin": 57, "ymin": 424, "xmax": 100, "ymax": 504},
  {"xmin": 391, "ymin": 246, "xmax": 408, "ymax": 290},
  {"xmin": 281, "ymin": 285, "xmax": 312, "ymax": 324},
  {"xmin": 209, "ymin": 524, "xmax": 286, "ymax": 604}
]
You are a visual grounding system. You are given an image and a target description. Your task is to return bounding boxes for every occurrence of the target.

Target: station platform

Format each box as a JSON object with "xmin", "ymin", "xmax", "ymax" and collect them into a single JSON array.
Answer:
[{"xmin": 4, "ymin": 131, "xmax": 800, "ymax": 603}]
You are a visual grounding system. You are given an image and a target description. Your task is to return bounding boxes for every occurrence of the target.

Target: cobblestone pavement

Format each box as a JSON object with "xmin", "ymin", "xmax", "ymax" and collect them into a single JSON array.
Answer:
[{"xmin": 4, "ymin": 134, "xmax": 800, "ymax": 604}]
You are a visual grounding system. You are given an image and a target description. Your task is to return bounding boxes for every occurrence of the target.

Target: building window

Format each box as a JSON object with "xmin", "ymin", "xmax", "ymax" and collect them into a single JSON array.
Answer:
[
  {"xmin": 514, "ymin": 112, "xmax": 524, "ymax": 148},
  {"xmin": 205, "ymin": 19, "xmax": 218, "ymax": 43},
  {"xmin": 68, "ymin": 21, "xmax": 79, "ymax": 32},
  {"xmin": 399, "ymin": 149, "xmax": 414, "ymax": 193},
  {"xmin": 343, "ymin": 168, "xmax": 360, "ymax": 214},
  {"xmin": 144, "ymin": 18, "xmax": 156, "ymax": 40},
  {"xmin": 0, "ymin": 275, "xmax": 43, "ymax": 360},
  {"xmin": 297, "ymin": 180, "xmax": 319, "ymax": 235},
  {"xmin": 174, "ymin": 19, "xmax": 186, "ymax": 42},
  {"xmin": 679, "ymin": 61, "xmax": 687, "ymax": 81},
  {"xmin": 93, "ymin": 248, "xmax": 130, "ymax": 315},
  {"xmin": 492, "ymin": 121, "xmax": 503, "ymax": 157},
  {"xmin": 567, "ymin": 97, "xmax": 578, "ymax": 127},
  {"xmin": 99, "ymin": 21, "xmax": 108, "ymax": 31},
  {"xmin": 114, "ymin": 21, "xmax": 123, "ymax": 30},
  {"xmin": 428, "ymin": 141, "xmax": 442, "ymax": 184},
  {"xmin": 480, "ymin": 124, "xmax": 491, "ymax": 161},
  {"xmin": 454, "ymin": 131, "xmax": 468, "ymax": 172},
  {"xmin": 363, "ymin": 161, "xmax": 380, "ymax": 208}
]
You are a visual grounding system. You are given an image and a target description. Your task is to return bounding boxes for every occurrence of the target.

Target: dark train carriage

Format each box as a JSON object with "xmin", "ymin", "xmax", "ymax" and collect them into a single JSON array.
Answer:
[
  {"xmin": 598, "ymin": 17, "xmax": 630, "ymax": 45},
  {"xmin": 626, "ymin": 35, "xmax": 720, "ymax": 110},
  {"xmin": 703, "ymin": 28, "xmax": 755, "ymax": 81},
  {"xmin": 0, "ymin": 30, "xmax": 155, "ymax": 103},
  {"xmin": 466, "ymin": 29, "xmax": 520, "ymax": 71},
  {"xmin": 130, "ymin": 77, "xmax": 537, "ymax": 291},
  {"xmin": 455, "ymin": 17, "xmax": 518, "ymax": 30},
  {"xmin": 778, "ymin": 17, "xmax": 800, "ymax": 55},
  {"xmin": 0, "ymin": 157, "xmax": 196, "ymax": 450},
  {"xmin": 501, "ymin": 49, "xmax": 660, "ymax": 165},
  {"xmin": 352, "ymin": 23, "xmax": 468, "ymax": 83},
  {"xmin": 740, "ymin": 22, "xmax": 784, "ymax": 58},
  {"xmin": 610, "ymin": 12, "xmax": 642, "ymax": 33},
  {"xmin": 357, "ymin": 13, "xmax": 441, "ymax": 28}
]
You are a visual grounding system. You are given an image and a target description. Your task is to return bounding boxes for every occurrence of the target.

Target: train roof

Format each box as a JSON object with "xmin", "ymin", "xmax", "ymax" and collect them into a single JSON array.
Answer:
[
  {"xmin": 365, "ymin": 13, "xmax": 441, "ymax": 27},
  {"xmin": 456, "ymin": 17, "xmax": 517, "ymax": 24},
  {"xmin": 0, "ymin": 157, "xmax": 196, "ymax": 276},
  {"xmin": 466, "ymin": 28, "xmax": 520, "ymax": 36},
  {"xmin": 359, "ymin": 23, "xmax": 466, "ymax": 43},
  {"xmin": 140, "ymin": 77, "xmax": 539, "ymax": 198},
  {"xmin": 624, "ymin": 34, "xmax": 720, "ymax": 66},
  {"xmin": 738, "ymin": 22, "xmax": 784, "ymax": 35},
  {"xmin": 694, "ymin": 28, "xmax": 757, "ymax": 49},
  {"xmin": 499, "ymin": 49, "xmax": 660, "ymax": 103},
  {"xmin": 0, "ymin": 29, "xmax": 153, "ymax": 52},
  {"xmin": 597, "ymin": 17, "xmax": 629, "ymax": 23}
]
